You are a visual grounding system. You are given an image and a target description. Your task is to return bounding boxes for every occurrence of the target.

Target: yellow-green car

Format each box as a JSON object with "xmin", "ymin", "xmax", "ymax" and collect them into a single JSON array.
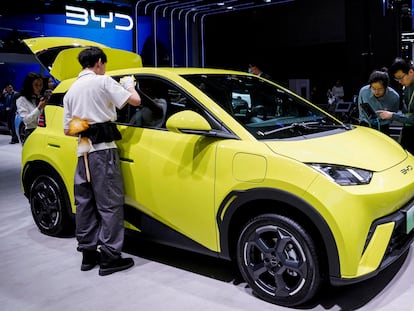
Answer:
[{"xmin": 21, "ymin": 37, "xmax": 414, "ymax": 307}]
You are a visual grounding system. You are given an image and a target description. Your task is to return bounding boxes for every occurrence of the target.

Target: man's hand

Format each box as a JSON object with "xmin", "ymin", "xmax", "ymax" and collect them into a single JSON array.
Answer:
[
  {"xmin": 120, "ymin": 76, "xmax": 135, "ymax": 90},
  {"xmin": 376, "ymin": 110, "xmax": 393, "ymax": 120},
  {"xmin": 120, "ymin": 75, "xmax": 141, "ymax": 107}
]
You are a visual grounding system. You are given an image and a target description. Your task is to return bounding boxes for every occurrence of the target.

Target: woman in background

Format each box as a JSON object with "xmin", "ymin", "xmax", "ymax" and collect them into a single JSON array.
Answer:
[{"xmin": 16, "ymin": 72, "xmax": 47, "ymax": 144}]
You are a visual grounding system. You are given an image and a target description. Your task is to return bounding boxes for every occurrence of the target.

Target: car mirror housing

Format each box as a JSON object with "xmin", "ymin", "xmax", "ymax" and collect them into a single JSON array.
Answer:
[{"xmin": 166, "ymin": 110, "xmax": 212, "ymax": 134}]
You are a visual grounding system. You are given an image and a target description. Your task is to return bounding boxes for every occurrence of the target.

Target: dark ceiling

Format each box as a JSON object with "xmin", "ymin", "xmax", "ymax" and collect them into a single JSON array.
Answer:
[
  {"xmin": 134, "ymin": 0, "xmax": 294, "ymax": 19},
  {"xmin": 133, "ymin": 0, "xmax": 295, "ymax": 67}
]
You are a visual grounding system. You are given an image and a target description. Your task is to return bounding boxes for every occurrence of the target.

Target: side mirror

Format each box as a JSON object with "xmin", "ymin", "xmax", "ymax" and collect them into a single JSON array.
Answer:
[{"xmin": 166, "ymin": 110, "xmax": 212, "ymax": 134}]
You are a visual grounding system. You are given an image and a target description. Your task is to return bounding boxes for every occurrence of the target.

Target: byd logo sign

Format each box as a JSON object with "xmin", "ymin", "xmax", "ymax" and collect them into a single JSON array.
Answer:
[
  {"xmin": 401, "ymin": 165, "xmax": 413, "ymax": 175},
  {"xmin": 65, "ymin": 5, "xmax": 133, "ymax": 31}
]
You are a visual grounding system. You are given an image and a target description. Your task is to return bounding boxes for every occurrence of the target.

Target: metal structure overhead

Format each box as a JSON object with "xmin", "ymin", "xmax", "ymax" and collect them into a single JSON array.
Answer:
[{"xmin": 134, "ymin": 0, "xmax": 294, "ymax": 67}]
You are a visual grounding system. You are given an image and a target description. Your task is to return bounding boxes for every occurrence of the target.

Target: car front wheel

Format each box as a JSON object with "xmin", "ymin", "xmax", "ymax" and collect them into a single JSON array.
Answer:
[
  {"xmin": 29, "ymin": 174, "xmax": 74, "ymax": 237},
  {"xmin": 237, "ymin": 214, "xmax": 322, "ymax": 307}
]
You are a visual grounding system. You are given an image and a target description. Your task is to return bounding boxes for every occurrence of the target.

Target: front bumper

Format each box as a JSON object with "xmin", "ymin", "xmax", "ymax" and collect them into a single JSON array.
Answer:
[{"xmin": 331, "ymin": 197, "xmax": 414, "ymax": 285}]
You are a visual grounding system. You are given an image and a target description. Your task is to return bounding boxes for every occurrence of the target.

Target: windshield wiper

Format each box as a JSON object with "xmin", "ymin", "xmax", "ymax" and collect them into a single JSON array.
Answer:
[{"xmin": 257, "ymin": 121, "xmax": 349, "ymax": 137}]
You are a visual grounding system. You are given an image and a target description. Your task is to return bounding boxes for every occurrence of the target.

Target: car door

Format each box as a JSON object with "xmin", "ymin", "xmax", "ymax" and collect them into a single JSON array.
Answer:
[{"xmin": 116, "ymin": 76, "xmax": 219, "ymax": 252}]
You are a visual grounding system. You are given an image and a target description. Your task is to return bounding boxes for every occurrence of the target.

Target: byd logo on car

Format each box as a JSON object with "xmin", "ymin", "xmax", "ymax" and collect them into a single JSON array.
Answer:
[
  {"xmin": 401, "ymin": 165, "xmax": 413, "ymax": 175},
  {"xmin": 65, "ymin": 5, "xmax": 133, "ymax": 31}
]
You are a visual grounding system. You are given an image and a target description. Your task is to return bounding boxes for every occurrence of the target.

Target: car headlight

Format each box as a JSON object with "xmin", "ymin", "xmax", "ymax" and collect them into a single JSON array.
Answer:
[{"xmin": 308, "ymin": 163, "xmax": 373, "ymax": 185}]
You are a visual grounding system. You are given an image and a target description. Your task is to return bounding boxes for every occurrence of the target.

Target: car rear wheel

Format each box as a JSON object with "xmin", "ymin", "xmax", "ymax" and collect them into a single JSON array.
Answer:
[
  {"xmin": 29, "ymin": 174, "xmax": 74, "ymax": 237},
  {"xmin": 236, "ymin": 214, "xmax": 322, "ymax": 307}
]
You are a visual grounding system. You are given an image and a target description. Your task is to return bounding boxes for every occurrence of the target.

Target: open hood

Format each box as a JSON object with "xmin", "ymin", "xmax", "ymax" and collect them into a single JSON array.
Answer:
[{"xmin": 22, "ymin": 36, "xmax": 142, "ymax": 81}]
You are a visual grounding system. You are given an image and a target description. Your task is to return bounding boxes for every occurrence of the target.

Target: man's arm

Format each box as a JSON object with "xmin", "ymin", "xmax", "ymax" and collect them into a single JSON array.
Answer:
[
  {"xmin": 126, "ymin": 88, "xmax": 141, "ymax": 107},
  {"xmin": 120, "ymin": 76, "xmax": 141, "ymax": 107}
]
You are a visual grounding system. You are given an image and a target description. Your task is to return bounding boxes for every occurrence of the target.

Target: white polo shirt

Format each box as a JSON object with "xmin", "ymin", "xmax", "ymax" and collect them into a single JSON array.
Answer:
[{"xmin": 63, "ymin": 69, "xmax": 131, "ymax": 154}]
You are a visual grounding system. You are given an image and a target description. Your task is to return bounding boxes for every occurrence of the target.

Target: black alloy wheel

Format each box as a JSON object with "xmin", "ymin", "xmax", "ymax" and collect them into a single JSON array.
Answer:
[
  {"xmin": 237, "ymin": 214, "xmax": 322, "ymax": 307},
  {"xmin": 29, "ymin": 174, "xmax": 74, "ymax": 237}
]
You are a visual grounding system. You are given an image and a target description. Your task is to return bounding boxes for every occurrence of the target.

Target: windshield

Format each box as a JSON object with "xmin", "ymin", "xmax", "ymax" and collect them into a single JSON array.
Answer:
[{"xmin": 183, "ymin": 74, "xmax": 348, "ymax": 140}]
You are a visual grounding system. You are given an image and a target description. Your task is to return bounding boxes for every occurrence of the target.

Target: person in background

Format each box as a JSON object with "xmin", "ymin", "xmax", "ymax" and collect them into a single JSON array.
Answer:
[
  {"xmin": 377, "ymin": 57, "xmax": 414, "ymax": 154},
  {"xmin": 248, "ymin": 63, "xmax": 272, "ymax": 80},
  {"xmin": 63, "ymin": 47, "xmax": 141, "ymax": 276},
  {"xmin": 326, "ymin": 88, "xmax": 336, "ymax": 110},
  {"xmin": 16, "ymin": 72, "xmax": 47, "ymax": 144},
  {"xmin": 331, "ymin": 80, "xmax": 345, "ymax": 102},
  {"xmin": 1, "ymin": 83, "xmax": 19, "ymax": 144},
  {"xmin": 47, "ymin": 76, "xmax": 56, "ymax": 91},
  {"xmin": 310, "ymin": 85, "xmax": 326, "ymax": 107},
  {"xmin": 358, "ymin": 69, "xmax": 399, "ymax": 135},
  {"xmin": 33, "ymin": 76, "xmax": 57, "ymax": 134}
]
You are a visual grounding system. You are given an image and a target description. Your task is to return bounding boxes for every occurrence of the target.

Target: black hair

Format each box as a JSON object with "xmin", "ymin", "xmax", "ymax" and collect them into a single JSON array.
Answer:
[
  {"xmin": 389, "ymin": 57, "xmax": 414, "ymax": 76},
  {"xmin": 78, "ymin": 46, "xmax": 107, "ymax": 69},
  {"xmin": 368, "ymin": 70, "xmax": 389, "ymax": 88},
  {"xmin": 249, "ymin": 62, "xmax": 263, "ymax": 69},
  {"xmin": 19, "ymin": 72, "xmax": 43, "ymax": 101},
  {"xmin": 3, "ymin": 81, "xmax": 13, "ymax": 89}
]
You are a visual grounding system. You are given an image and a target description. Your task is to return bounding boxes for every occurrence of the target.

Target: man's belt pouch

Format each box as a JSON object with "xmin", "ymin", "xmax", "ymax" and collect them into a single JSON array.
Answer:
[{"xmin": 81, "ymin": 122, "xmax": 121, "ymax": 144}]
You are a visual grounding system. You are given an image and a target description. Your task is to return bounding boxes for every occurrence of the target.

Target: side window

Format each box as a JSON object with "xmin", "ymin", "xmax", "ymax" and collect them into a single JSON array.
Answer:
[
  {"xmin": 115, "ymin": 77, "xmax": 167, "ymax": 127},
  {"xmin": 48, "ymin": 93, "xmax": 64, "ymax": 107},
  {"xmin": 116, "ymin": 76, "xmax": 207, "ymax": 129}
]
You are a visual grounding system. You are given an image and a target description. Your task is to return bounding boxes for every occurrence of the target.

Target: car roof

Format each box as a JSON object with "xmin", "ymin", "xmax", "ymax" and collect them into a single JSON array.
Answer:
[{"xmin": 53, "ymin": 67, "xmax": 250, "ymax": 93}]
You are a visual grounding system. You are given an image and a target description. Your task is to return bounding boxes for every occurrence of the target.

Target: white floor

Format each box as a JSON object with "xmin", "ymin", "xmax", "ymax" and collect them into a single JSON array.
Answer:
[{"xmin": 1, "ymin": 133, "xmax": 414, "ymax": 311}]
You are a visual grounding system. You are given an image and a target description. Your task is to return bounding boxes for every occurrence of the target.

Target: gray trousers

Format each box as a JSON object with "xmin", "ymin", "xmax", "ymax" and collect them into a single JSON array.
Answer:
[{"xmin": 74, "ymin": 148, "xmax": 125, "ymax": 259}]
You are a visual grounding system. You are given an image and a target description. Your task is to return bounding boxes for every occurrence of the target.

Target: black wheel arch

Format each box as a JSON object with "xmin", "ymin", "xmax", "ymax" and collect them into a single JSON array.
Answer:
[
  {"xmin": 216, "ymin": 187, "xmax": 340, "ymax": 280},
  {"xmin": 22, "ymin": 160, "xmax": 75, "ymax": 231},
  {"xmin": 22, "ymin": 160, "xmax": 64, "ymax": 199}
]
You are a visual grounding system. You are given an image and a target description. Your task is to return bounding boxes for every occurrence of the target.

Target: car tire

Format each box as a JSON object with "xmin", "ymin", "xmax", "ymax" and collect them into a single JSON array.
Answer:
[
  {"xmin": 29, "ymin": 174, "xmax": 74, "ymax": 237},
  {"xmin": 236, "ymin": 214, "xmax": 322, "ymax": 307}
]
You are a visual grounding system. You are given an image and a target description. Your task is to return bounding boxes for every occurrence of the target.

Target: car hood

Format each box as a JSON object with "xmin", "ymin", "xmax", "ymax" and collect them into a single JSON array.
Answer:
[
  {"xmin": 23, "ymin": 36, "xmax": 142, "ymax": 81},
  {"xmin": 264, "ymin": 126, "xmax": 407, "ymax": 171}
]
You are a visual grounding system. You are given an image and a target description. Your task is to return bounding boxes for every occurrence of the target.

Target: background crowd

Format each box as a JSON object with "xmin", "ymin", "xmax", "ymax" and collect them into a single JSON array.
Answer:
[{"xmin": 0, "ymin": 75, "xmax": 55, "ymax": 144}]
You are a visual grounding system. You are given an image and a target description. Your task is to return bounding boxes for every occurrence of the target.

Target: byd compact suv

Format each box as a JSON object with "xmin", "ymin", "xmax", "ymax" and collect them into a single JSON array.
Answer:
[{"xmin": 20, "ymin": 37, "xmax": 414, "ymax": 307}]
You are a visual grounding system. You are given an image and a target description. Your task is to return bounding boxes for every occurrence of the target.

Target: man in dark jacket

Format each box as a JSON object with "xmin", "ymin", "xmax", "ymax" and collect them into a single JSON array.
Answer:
[{"xmin": 1, "ymin": 83, "xmax": 19, "ymax": 144}]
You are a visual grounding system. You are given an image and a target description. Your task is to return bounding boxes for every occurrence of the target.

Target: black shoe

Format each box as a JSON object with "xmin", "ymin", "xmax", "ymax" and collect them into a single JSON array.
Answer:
[
  {"xmin": 99, "ymin": 257, "xmax": 134, "ymax": 276},
  {"xmin": 9, "ymin": 140, "xmax": 18, "ymax": 144},
  {"xmin": 81, "ymin": 250, "xmax": 99, "ymax": 271}
]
